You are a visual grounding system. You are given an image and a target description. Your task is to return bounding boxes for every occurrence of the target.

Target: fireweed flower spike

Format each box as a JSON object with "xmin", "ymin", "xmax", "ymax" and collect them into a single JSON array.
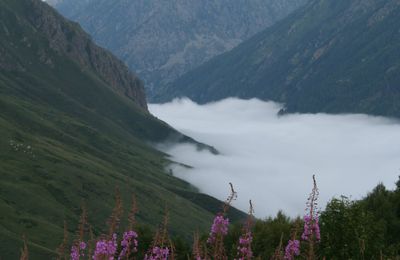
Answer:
[
  {"xmin": 207, "ymin": 183, "xmax": 237, "ymax": 259},
  {"xmin": 235, "ymin": 200, "xmax": 254, "ymax": 260},
  {"xmin": 283, "ymin": 221, "xmax": 302, "ymax": 260},
  {"xmin": 302, "ymin": 175, "xmax": 320, "ymax": 260},
  {"xmin": 70, "ymin": 205, "xmax": 88, "ymax": 260},
  {"xmin": 144, "ymin": 208, "xmax": 172, "ymax": 260},
  {"xmin": 118, "ymin": 194, "xmax": 140, "ymax": 260}
]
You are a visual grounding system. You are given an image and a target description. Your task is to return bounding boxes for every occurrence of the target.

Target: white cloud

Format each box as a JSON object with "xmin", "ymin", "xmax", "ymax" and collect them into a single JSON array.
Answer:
[{"xmin": 149, "ymin": 98, "xmax": 400, "ymax": 218}]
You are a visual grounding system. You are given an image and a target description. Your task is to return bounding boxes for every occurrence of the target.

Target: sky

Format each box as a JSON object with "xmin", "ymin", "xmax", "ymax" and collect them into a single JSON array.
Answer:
[{"xmin": 149, "ymin": 98, "xmax": 400, "ymax": 218}]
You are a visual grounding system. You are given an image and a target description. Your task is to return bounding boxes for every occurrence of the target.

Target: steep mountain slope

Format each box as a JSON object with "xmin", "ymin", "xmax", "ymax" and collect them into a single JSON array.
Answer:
[
  {"xmin": 156, "ymin": 0, "xmax": 400, "ymax": 118},
  {"xmin": 49, "ymin": 0, "xmax": 307, "ymax": 95},
  {"xmin": 0, "ymin": 0, "xmax": 244, "ymax": 258}
]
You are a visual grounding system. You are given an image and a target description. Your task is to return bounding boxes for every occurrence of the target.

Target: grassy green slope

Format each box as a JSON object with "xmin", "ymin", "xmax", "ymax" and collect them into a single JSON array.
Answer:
[
  {"xmin": 0, "ymin": 0, "xmax": 245, "ymax": 258},
  {"xmin": 156, "ymin": 0, "xmax": 400, "ymax": 117}
]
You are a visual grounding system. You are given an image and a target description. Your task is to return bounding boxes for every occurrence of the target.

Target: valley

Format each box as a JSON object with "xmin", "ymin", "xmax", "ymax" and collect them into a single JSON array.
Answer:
[
  {"xmin": 150, "ymin": 98, "xmax": 400, "ymax": 217},
  {"xmin": 1, "ymin": 0, "xmax": 400, "ymax": 258}
]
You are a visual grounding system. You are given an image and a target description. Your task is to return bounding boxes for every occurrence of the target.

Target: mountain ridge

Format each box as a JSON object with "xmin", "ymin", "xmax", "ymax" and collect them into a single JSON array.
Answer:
[
  {"xmin": 155, "ymin": 0, "xmax": 400, "ymax": 118},
  {"xmin": 49, "ymin": 0, "xmax": 307, "ymax": 95},
  {"xmin": 9, "ymin": 0, "xmax": 148, "ymax": 110}
]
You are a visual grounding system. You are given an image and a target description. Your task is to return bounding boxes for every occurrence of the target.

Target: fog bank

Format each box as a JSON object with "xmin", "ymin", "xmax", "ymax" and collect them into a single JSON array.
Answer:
[{"xmin": 149, "ymin": 98, "xmax": 400, "ymax": 218}]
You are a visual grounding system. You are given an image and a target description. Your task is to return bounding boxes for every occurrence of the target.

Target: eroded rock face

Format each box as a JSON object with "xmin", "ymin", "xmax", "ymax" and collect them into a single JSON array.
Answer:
[
  {"xmin": 28, "ymin": 0, "xmax": 148, "ymax": 110},
  {"xmin": 50, "ymin": 0, "xmax": 307, "ymax": 96}
]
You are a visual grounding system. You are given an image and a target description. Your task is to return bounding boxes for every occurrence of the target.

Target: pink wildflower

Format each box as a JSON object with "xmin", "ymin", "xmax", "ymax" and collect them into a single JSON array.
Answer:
[
  {"xmin": 118, "ymin": 230, "xmax": 138, "ymax": 259},
  {"xmin": 301, "ymin": 175, "xmax": 321, "ymax": 243},
  {"xmin": 235, "ymin": 232, "xmax": 253, "ymax": 260},
  {"xmin": 144, "ymin": 246, "xmax": 170, "ymax": 260},
  {"xmin": 302, "ymin": 215, "xmax": 321, "ymax": 242},
  {"xmin": 207, "ymin": 214, "xmax": 229, "ymax": 244},
  {"xmin": 70, "ymin": 241, "xmax": 86, "ymax": 260},
  {"xmin": 284, "ymin": 240, "xmax": 300, "ymax": 260},
  {"xmin": 93, "ymin": 233, "xmax": 117, "ymax": 260}
]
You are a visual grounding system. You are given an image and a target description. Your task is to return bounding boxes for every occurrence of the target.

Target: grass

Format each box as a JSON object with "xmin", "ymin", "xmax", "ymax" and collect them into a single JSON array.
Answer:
[{"xmin": 0, "ymin": 0, "xmax": 246, "ymax": 258}]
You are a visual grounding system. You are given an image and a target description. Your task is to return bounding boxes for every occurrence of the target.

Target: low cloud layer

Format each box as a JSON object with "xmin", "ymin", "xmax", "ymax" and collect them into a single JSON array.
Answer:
[{"xmin": 149, "ymin": 98, "xmax": 400, "ymax": 218}]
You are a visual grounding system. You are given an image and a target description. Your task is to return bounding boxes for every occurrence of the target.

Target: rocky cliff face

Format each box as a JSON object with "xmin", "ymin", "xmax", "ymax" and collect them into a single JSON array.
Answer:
[
  {"xmin": 50, "ymin": 0, "xmax": 307, "ymax": 96},
  {"xmin": 27, "ymin": 0, "xmax": 148, "ymax": 110}
]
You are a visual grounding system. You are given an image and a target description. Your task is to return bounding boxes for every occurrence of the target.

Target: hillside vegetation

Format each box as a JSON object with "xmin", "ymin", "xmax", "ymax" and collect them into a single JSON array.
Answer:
[
  {"xmin": 0, "ymin": 0, "xmax": 245, "ymax": 258},
  {"xmin": 156, "ymin": 0, "xmax": 400, "ymax": 118}
]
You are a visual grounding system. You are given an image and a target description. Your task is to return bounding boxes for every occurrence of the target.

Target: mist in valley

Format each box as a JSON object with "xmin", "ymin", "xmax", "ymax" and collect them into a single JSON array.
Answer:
[{"xmin": 150, "ymin": 98, "xmax": 400, "ymax": 218}]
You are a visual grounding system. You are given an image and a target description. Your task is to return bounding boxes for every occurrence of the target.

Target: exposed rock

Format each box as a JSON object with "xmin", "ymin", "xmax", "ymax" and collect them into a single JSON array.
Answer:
[
  {"xmin": 28, "ymin": 0, "xmax": 147, "ymax": 110},
  {"xmin": 50, "ymin": 0, "xmax": 307, "ymax": 96}
]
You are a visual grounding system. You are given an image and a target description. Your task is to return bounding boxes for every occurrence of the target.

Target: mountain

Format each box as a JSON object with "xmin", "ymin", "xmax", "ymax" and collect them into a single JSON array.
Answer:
[
  {"xmin": 0, "ymin": 0, "xmax": 245, "ymax": 258},
  {"xmin": 49, "ymin": 0, "xmax": 307, "ymax": 96},
  {"xmin": 156, "ymin": 0, "xmax": 400, "ymax": 118}
]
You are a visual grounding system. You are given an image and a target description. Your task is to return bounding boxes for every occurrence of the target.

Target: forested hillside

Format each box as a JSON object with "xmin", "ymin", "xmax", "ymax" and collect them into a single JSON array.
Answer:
[{"xmin": 156, "ymin": 0, "xmax": 400, "ymax": 118}]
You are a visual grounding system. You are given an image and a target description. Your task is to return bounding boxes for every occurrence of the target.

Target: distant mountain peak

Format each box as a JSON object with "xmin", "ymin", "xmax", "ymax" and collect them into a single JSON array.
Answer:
[{"xmin": 49, "ymin": 0, "xmax": 307, "ymax": 96}]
